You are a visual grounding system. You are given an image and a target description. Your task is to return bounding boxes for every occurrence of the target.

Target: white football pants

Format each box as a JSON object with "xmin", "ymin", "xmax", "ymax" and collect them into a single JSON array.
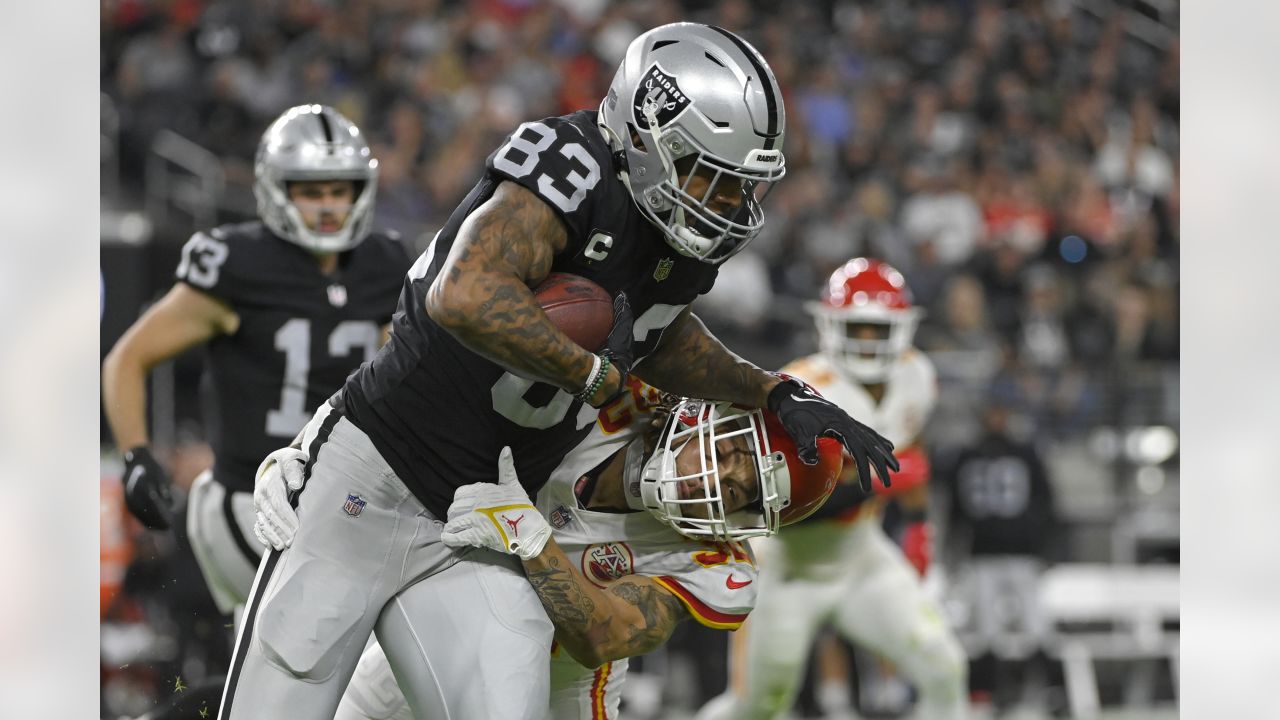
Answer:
[
  {"xmin": 336, "ymin": 642, "xmax": 630, "ymax": 720},
  {"xmin": 698, "ymin": 516, "xmax": 967, "ymax": 720}
]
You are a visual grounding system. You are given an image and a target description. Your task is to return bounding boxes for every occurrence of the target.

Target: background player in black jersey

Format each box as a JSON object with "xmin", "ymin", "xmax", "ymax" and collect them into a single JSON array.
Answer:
[
  {"xmin": 101, "ymin": 105, "xmax": 410, "ymax": 720},
  {"xmin": 225, "ymin": 23, "xmax": 897, "ymax": 720}
]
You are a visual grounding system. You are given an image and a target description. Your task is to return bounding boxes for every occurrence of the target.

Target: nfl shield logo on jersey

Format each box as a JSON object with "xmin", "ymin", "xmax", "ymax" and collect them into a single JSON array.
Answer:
[
  {"xmin": 653, "ymin": 257, "xmax": 674, "ymax": 282},
  {"xmin": 343, "ymin": 493, "xmax": 366, "ymax": 517},
  {"xmin": 549, "ymin": 504, "xmax": 573, "ymax": 529},
  {"xmin": 327, "ymin": 283, "xmax": 348, "ymax": 307},
  {"xmin": 633, "ymin": 64, "xmax": 692, "ymax": 129}
]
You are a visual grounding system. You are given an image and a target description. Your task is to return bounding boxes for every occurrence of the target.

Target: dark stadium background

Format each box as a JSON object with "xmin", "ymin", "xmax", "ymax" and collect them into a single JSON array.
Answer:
[{"xmin": 100, "ymin": 1, "xmax": 1179, "ymax": 717}]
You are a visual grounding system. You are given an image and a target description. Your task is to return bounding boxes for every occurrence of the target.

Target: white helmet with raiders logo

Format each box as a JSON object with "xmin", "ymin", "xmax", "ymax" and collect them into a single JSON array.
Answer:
[
  {"xmin": 254, "ymin": 104, "xmax": 379, "ymax": 253},
  {"xmin": 598, "ymin": 23, "xmax": 786, "ymax": 264}
]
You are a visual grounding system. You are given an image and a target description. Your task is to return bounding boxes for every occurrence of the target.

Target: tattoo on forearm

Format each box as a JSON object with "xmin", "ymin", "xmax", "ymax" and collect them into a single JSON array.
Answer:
[
  {"xmin": 429, "ymin": 183, "xmax": 589, "ymax": 390},
  {"xmin": 525, "ymin": 555, "xmax": 596, "ymax": 629},
  {"xmin": 636, "ymin": 311, "xmax": 771, "ymax": 406},
  {"xmin": 607, "ymin": 581, "xmax": 688, "ymax": 654},
  {"xmin": 527, "ymin": 550, "xmax": 689, "ymax": 662}
]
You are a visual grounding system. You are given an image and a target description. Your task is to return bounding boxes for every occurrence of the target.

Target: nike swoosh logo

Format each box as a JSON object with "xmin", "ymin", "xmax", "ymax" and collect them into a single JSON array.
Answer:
[
  {"xmin": 788, "ymin": 394, "xmax": 826, "ymax": 404},
  {"xmin": 726, "ymin": 574, "xmax": 753, "ymax": 590},
  {"xmin": 125, "ymin": 466, "xmax": 145, "ymax": 495}
]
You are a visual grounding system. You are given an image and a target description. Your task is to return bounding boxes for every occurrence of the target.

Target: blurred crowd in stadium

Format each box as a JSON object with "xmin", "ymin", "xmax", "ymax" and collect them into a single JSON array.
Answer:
[{"xmin": 101, "ymin": 0, "xmax": 1179, "ymax": 717}]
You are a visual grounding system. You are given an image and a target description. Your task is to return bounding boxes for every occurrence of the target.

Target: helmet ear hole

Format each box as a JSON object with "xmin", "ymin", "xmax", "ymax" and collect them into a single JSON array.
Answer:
[
  {"xmin": 672, "ymin": 154, "xmax": 697, "ymax": 178},
  {"xmin": 627, "ymin": 123, "xmax": 649, "ymax": 154}
]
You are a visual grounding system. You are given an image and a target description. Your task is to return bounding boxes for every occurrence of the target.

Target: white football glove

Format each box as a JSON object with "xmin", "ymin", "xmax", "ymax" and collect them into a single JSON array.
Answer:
[
  {"xmin": 441, "ymin": 446, "xmax": 551, "ymax": 562},
  {"xmin": 253, "ymin": 447, "xmax": 307, "ymax": 550}
]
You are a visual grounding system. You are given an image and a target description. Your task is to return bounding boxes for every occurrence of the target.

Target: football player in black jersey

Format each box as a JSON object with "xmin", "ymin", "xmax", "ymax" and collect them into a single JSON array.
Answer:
[
  {"xmin": 224, "ymin": 24, "xmax": 897, "ymax": 720},
  {"xmin": 102, "ymin": 105, "xmax": 410, "ymax": 719}
]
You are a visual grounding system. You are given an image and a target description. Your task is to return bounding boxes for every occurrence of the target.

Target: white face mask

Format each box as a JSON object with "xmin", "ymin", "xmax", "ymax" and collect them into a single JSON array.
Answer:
[{"xmin": 634, "ymin": 400, "xmax": 790, "ymax": 542}]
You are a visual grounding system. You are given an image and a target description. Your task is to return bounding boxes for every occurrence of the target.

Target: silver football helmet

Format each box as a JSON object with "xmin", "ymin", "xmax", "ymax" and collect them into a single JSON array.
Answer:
[
  {"xmin": 253, "ymin": 105, "xmax": 379, "ymax": 253},
  {"xmin": 599, "ymin": 23, "xmax": 786, "ymax": 264}
]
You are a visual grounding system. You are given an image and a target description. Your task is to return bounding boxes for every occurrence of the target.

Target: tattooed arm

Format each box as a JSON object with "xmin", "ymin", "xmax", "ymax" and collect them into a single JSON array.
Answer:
[
  {"xmin": 522, "ymin": 539, "xmax": 689, "ymax": 669},
  {"xmin": 425, "ymin": 181, "xmax": 624, "ymax": 404},
  {"xmin": 632, "ymin": 307, "xmax": 781, "ymax": 407}
]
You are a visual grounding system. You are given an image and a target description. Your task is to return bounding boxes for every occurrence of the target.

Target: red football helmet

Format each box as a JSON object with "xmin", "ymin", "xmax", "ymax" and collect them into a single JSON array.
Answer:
[
  {"xmin": 759, "ymin": 409, "xmax": 843, "ymax": 526},
  {"xmin": 807, "ymin": 257, "xmax": 922, "ymax": 382},
  {"xmin": 637, "ymin": 395, "xmax": 842, "ymax": 541}
]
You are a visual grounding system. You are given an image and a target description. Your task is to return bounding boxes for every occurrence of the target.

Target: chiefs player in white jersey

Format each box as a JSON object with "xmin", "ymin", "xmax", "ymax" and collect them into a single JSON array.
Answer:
[
  {"xmin": 699, "ymin": 258, "xmax": 968, "ymax": 720},
  {"xmin": 252, "ymin": 379, "xmax": 843, "ymax": 720}
]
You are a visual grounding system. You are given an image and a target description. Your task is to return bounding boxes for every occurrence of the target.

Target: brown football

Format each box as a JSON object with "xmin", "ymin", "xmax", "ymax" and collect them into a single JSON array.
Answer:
[{"xmin": 533, "ymin": 272, "xmax": 614, "ymax": 352}]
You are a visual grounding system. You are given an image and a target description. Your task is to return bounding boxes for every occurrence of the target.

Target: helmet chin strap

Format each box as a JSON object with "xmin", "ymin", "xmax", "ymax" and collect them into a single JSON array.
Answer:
[
  {"xmin": 622, "ymin": 438, "xmax": 650, "ymax": 512},
  {"xmin": 596, "ymin": 114, "xmax": 633, "ymax": 190},
  {"xmin": 673, "ymin": 222, "xmax": 715, "ymax": 255},
  {"xmin": 639, "ymin": 445, "xmax": 675, "ymax": 516}
]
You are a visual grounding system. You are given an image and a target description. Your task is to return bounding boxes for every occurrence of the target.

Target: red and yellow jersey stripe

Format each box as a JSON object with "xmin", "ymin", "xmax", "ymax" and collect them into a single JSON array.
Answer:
[
  {"xmin": 589, "ymin": 661, "xmax": 612, "ymax": 719},
  {"xmin": 654, "ymin": 576, "xmax": 749, "ymax": 630}
]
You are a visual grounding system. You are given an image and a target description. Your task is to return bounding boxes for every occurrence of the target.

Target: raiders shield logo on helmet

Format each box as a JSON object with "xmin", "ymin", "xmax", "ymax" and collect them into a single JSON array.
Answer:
[{"xmin": 633, "ymin": 64, "xmax": 692, "ymax": 129}]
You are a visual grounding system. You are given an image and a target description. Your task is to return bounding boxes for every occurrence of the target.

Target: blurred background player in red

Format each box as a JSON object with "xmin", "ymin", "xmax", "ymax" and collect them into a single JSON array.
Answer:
[{"xmin": 699, "ymin": 258, "xmax": 968, "ymax": 720}]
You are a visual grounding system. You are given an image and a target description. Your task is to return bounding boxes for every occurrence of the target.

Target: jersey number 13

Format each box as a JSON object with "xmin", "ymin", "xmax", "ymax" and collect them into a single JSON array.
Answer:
[{"xmin": 267, "ymin": 318, "xmax": 380, "ymax": 436}]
